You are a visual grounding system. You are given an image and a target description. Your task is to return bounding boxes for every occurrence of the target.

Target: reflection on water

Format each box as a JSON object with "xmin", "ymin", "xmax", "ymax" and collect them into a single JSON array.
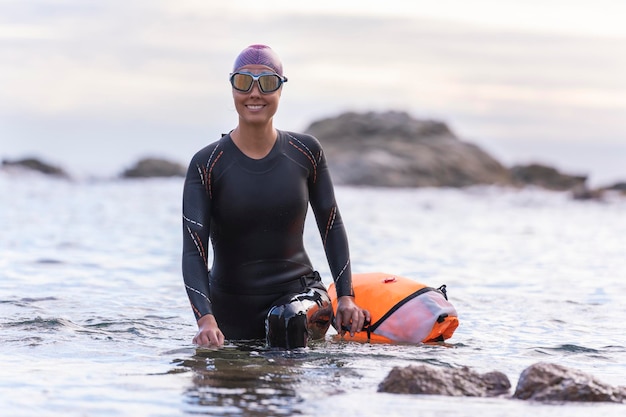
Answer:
[{"xmin": 175, "ymin": 341, "xmax": 341, "ymax": 416}]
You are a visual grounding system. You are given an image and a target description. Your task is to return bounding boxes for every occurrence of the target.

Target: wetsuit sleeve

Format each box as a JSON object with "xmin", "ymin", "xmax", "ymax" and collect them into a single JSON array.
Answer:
[
  {"xmin": 182, "ymin": 154, "xmax": 213, "ymax": 319},
  {"xmin": 308, "ymin": 144, "xmax": 355, "ymax": 298}
]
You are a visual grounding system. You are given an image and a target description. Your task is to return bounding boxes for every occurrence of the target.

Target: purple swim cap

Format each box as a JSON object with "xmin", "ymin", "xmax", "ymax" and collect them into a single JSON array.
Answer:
[{"xmin": 232, "ymin": 44, "xmax": 283, "ymax": 75}]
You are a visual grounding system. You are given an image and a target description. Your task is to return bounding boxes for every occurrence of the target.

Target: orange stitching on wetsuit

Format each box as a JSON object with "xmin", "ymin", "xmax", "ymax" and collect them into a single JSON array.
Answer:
[
  {"xmin": 186, "ymin": 286, "xmax": 211, "ymax": 318},
  {"xmin": 186, "ymin": 225, "xmax": 207, "ymax": 264},
  {"xmin": 288, "ymin": 141, "xmax": 317, "ymax": 183},
  {"xmin": 194, "ymin": 231, "xmax": 207, "ymax": 264},
  {"xmin": 207, "ymin": 150, "xmax": 224, "ymax": 199},
  {"xmin": 323, "ymin": 206, "xmax": 337, "ymax": 247},
  {"xmin": 287, "ymin": 134, "xmax": 321, "ymax": 167},
  {"xmin": 190, "ymin": 302, "xmax": 202, "ymax": 318},
  {"xmin": 286, "ymin": 133, "xmax": 318, "ymax": 181},
  {"xmin": 286, "ymin": 133, "xmax": 317, "ymax": 162}
]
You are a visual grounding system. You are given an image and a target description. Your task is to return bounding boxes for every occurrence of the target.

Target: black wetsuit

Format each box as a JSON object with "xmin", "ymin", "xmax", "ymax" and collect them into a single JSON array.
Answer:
[{"xmin": 182, "ymin": 130, "xmax": 354, "ymax": 340}]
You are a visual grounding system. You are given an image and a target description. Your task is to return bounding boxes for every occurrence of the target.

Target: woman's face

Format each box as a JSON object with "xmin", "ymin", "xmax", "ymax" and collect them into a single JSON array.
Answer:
[{"xmin": 231, "ymin": 64, "xmax": 282, "ymax": 126}]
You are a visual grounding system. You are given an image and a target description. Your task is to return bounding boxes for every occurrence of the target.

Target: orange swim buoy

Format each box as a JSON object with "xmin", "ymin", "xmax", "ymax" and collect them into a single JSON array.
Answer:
[{"xmin": 328, "ymin": 272, "xmax": 459, "ymax": 343}]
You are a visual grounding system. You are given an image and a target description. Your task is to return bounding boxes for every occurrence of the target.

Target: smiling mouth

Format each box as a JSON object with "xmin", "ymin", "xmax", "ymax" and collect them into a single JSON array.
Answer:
[{"xmin": 246, "ymin": 104, "xmax": 265, "ymax": 110}]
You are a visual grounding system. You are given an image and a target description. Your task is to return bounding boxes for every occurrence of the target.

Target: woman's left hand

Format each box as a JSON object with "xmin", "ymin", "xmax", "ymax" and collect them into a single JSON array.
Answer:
[{"xmin": 335, "ymin": 296, "xmax": 371, "ymax": 337}]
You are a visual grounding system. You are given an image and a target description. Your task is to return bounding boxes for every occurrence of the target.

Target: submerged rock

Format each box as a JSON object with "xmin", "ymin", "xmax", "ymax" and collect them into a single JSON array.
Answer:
[
  {"xmin": 2, "ymin": 157, "xmax": 69, "ymax": 178},
  {"xmin": 121, "ymin": 157, "xmax": 186, "ymax": 178},
  {"xmin": 306, "ymin": 111, "xmax": 512, "ymax": 188},
  {"xmin": 513, "ymin": 362, "xmax": 626, "ymax": 403},
  {"xmin": 377, "ymin": 364, "xmax": 511, "ymax": 397}
]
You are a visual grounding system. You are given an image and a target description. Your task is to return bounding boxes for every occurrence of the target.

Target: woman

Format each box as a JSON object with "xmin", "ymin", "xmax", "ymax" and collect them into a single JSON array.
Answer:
[{"xmin": 182, "ymin": 44, "xmax": 369, "ymax": 349}]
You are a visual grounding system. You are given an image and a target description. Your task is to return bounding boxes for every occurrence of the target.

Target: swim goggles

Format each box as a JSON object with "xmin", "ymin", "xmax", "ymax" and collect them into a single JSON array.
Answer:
[{"xmin": 229, "ymin": 71, "xmax": 288, "ymax": 94}]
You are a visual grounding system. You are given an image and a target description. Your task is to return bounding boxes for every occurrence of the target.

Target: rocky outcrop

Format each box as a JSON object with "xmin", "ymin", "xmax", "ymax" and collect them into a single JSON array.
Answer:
[
  {"xmin": 513, "ymin": 362, "xmax": 626, "ymax": 402},
  {"xmin": 605, "ymin": 181, "xmax": 626, "ymax": 192},
  {"xmin": 306, "ymin": 111, "xmax": 513, "ymax": 188},
  {"xmin": 1, "ymin": 157, "xmax": 69, "ymax": 178},
  {"xmin": 378, "ymin": 364, "xmax": 510, "ymax": 397},
  {"xmin": 121, "ymin": 157, "xmax": 186, "ymax": 178},
  {"xmin": 510, "ymin": 164, "xmax": 587, "ymax": 191},
  {"xmin": 5, "ymin": 111, "xmax": 623, "ymax": 191},
  {"xmin": 305, "ymin": 111, "xmax": 612, "ymax": 192},
  {"xmin": 378, "ymin": 362, "xmax": 625, "ymax": 403}
]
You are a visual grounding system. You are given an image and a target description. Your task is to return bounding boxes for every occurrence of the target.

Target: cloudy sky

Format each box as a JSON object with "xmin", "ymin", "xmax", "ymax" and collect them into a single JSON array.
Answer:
[{"xmin": 1, "ymin": 0, "xmax": 625, "ymax": 184}]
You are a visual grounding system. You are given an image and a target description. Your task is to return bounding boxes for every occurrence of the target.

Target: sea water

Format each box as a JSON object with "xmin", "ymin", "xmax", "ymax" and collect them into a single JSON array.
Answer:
[{"xmin": 1, "ymin": 172, "xmax": 625, "ymax": 416}]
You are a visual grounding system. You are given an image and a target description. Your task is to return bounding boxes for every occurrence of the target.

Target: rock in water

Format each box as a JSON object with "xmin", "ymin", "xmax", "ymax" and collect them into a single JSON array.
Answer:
[
  {"xmin": 513, "ymin": 362, "xmax": 626, "ymax": 403},
  {"xmin": 305, "ymin": 111, "xmax": 512, "ymax": 188},
  {"xmin": 377, "ymin": 364, "xmax": 511, "ymax": 397},
  {"xmin": 510, "ymin": 163, "xmax": 587, "ymax": 191},
  {"xmin": 121, "ymin": 157, "xmax": 186, "ymax": 178},
  {"xmin": 2, "ymin": 157, "xmax": 69, "ymax": 178}
]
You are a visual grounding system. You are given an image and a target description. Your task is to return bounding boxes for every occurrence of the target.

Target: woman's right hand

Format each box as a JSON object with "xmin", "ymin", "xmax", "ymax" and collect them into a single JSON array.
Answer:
[{"xmin": 193, "ymin": 314, "xmax": 225, "ymax": 347}]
